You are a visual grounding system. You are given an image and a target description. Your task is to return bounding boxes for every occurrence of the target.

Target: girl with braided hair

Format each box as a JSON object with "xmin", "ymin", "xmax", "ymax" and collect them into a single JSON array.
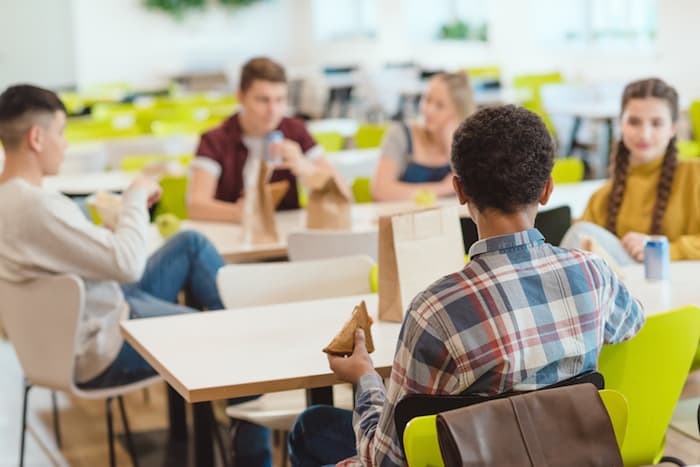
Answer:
[{"xmin": 562, "ymin": 77, "xmax": 700, "ymax": 264}]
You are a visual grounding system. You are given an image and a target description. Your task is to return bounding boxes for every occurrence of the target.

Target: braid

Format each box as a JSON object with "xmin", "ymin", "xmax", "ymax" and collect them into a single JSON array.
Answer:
[
  {"xmin": 609, "ymin": 77, "xmax": 680, "ymax": 235},
  {"xmin": 649, "ymin": 137, "xmax": 678, "ymax": 234},
  {"xmin": 605, "ymin": 141, "xmax": 630, "ymax": 234}
]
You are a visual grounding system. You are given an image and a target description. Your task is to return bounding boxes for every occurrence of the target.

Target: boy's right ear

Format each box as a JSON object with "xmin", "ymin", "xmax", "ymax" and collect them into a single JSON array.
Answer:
[
  {"xmin": 26, "ymin": 125, "xmax": 43, "ymax": 153},
  {"xmin": 539, "ymin": 175, "xmax": 554, "ymax": 206},
  {"xmin": 452, "ymin": 176, "xmax": 468, "ymax": 205}
]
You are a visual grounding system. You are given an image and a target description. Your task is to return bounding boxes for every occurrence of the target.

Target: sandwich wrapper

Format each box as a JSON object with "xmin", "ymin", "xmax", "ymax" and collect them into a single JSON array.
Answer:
[
  {"xmin": 88, "ymin": 191, "xmax": 123, "ymax": 230},
  {"xmin": 323, "ymin": 300, "xmax": 375, "ymax": 356}
]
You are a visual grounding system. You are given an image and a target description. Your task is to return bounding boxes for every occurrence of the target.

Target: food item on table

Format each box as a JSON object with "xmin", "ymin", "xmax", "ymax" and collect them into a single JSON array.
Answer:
[
  {"xmin": 156, "ymin": 213, "xmax": 181, "ymax": 239},
  {"xmin": 323, "ymin": 300, "xmax": 375, "ymax": 356},
  {"xmin": 414, "ymin": 189, "xmax": 437, "ymax": 206},
  {"xmin": 89, "ymin": 191, "xmax": 123, "ymax": 230},
  {"xmin": 580, "ymin": 235, "xmax": 625, "ymax": 279}
]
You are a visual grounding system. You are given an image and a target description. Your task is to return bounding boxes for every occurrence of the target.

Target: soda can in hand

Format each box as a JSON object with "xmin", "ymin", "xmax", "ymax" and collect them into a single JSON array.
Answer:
[{"xmin": 264, "ymin": 130, "xmax": 284, "ymax": 166}]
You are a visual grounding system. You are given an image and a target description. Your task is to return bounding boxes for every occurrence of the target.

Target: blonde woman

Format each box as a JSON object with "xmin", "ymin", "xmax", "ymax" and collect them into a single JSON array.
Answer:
[{"xmin": 371, "ymin": 73, "xmax": 476, "ymax": 201}]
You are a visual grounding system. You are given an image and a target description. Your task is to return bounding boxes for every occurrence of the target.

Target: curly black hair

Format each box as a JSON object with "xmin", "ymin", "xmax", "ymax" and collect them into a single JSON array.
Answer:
[{"xmin": 451, "ymin": 105, "xmax": 555, "ymax": 213}]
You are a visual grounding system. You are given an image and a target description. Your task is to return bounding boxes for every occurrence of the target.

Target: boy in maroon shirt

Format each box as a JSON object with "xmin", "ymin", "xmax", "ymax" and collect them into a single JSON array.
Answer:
[{"xmin": 188, "ymin": 57, "xmax": 342, "ymax": 222}]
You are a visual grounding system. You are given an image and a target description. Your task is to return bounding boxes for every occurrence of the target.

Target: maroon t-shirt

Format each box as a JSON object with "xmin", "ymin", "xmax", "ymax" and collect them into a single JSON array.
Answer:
[{"xmin": 195, "ymin": 113, "xmax": 317, "ymax": 210}]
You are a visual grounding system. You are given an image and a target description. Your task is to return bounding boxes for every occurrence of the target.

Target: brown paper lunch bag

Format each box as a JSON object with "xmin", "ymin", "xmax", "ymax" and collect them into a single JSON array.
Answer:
[
  {"xmin": 306, "ymin": 172, "xmax": 351, "ymax": 230},
  {"xmin": 377, "ymin": 207, "xmax": 465, "ymax": 322},
  {"xmin": 242, "ymin": 161, "xmax": 290, "ymax": 245}
]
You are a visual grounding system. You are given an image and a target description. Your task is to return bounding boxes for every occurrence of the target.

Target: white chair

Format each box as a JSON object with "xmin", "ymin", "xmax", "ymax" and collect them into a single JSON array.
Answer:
[
  {"xmin": 287, "ymin": 230, "xmax": 379, "ymax": 262},
  {"xmin": 217, "ymin": 255, "xmax": 375, "ymax": 309},
  {"xmin": 0, "ymin": 274, "xmax": 161, "ymax": 467},
  {"xmin": 217, "ymin": 255, "xmax": 375, "ymax": 465}
]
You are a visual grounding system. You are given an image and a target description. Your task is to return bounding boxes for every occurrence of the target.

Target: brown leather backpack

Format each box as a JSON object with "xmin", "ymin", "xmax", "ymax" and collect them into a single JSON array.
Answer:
[{"xmin": 436, "ymin": 383, "xmax": 622, "ymax": 467}]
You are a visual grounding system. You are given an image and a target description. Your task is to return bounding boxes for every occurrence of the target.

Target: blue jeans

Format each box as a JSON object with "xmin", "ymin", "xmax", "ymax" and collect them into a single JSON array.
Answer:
[
  {"xmin": 78, "ymin": 231, "xmax": 271, "ymax": 466},
  {"xmin": 289, "ymin": 405, "xmax": 356, "ymax": 467}
]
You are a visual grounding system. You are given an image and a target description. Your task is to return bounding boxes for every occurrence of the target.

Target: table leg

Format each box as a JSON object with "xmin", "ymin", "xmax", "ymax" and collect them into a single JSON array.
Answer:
[
  {"xmin": 306, "ymin": 387, "xmax": 334, "ymax": 406},
  {"xmin": 167, "ymin": 386, "xmax": 188, "ymax": 441},
  {"xmin": 605, "ymin": 118, "xmax": 614, "ymax": 168},
  {"xmin": 566, "ymin": 116, "xmax": 582, "ymax": 157},
  {"xmin": 193, "ymin": 402, "xmax": 215, "ymax": 467}
]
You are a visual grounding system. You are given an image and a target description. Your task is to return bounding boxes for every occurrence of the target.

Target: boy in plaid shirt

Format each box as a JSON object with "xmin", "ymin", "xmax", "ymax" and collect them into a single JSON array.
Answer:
[{"xmin": 289, "ymin": 106, "xmax": 645, "ymax": 467}]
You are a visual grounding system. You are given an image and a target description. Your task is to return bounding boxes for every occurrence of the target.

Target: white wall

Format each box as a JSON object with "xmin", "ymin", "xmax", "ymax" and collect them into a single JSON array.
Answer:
[
  {"xmin": 1, "ymin": 0, "xmax": 699, "ymax": 99},
  {"xmin": 70, "ymin": 0, "xmax": 292, "ymax": 88},
  {"xmin": 0, "ymin": 0, "xmax": 76, "ymax": 90}
]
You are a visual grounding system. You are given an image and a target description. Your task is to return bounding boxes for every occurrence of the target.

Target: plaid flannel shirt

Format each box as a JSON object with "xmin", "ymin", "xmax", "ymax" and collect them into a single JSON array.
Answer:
[{"xmin": 339, "ymin": 228, "xmax": 645, "ymax": 467}]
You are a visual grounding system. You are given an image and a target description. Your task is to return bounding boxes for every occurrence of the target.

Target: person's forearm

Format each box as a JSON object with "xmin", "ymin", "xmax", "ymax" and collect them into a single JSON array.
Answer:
[
  {"xmin": 187, "ymin": 198, "xmax": 242, "ymax": 223},
  {"xmin": 354, "ymin": 372, "xmax": 387, "ymax": 466}
]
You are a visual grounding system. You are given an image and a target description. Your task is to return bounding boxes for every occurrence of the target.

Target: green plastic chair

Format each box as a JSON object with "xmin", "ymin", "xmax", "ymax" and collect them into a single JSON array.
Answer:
[
  {"xmin": 297, "ymin": 184, "xmax": 308, "ymax": 209},
  {"xmin": 403, "ymin": 389, "xmax": 629, "ymax": 467},
  {"xmin": 154, "ymin": 175, "xmax": 189, "ymax": 220},
  {"xmin": 403, "ymin": 414, "xmax": 442, "ymax": 467},
  {"xmin": 688, "ymin": 101, "xmax": 700, "ymax": 143},
  {"xmin": 150, "ymin": 118, "xmax": 222, "ymax": 137},
  {"xmin": 352, "ymin": 177, "xmax": 373, "ymax": 203},
  {"xmin": 312, "ymin": 131, "xmax": 345, "ymax": 153},
  {"xmin": 513, "ymin": 72, "xmax": 563, "ymax": 136},
  {"xmin": 551, "ymin": 157, "xmax": 585, "ymax": 184},
  {"xmin": 464, "ymin": 66, "xmax": 501, "ymax": 81},
  {"xmin": 58, "ymin": 92, "xmax": 86, "ymax": 115},
  {"xmin": 598, "ymin": 305, "xmax": 700, "ymax": 466},
  {"xmin": 599, "ymin": 389, "xmax": 630, "ymax": 448},
  {"xmin": 369, "ymin": 264, "xmax": 378, "ymax": 293},
  {"xmin": 119, "ymin": 154, "xmax": 191, "ymax": 172},
  {"xmin": 65, "ymin": 117, "xmax": 144, "ymax": 143},
  {"xmin": 676, "ymin": 140, "xmax": 700, "ymax": 160},
  {"xmin": 353, "ymin": 124, "xmax": 388, "ymax": 149}
]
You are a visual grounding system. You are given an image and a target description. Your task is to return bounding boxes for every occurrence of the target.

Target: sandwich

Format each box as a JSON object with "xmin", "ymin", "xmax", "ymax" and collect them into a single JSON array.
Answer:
[{"xmin": 323, "ymin": 300, "xmax": 375, "ymax": 356}]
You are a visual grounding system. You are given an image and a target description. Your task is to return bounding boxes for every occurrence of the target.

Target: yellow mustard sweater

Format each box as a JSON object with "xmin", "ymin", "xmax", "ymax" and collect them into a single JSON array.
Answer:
[{"xmin": 581, "ymin": 158, "xmax": 700, "ymax": 260}]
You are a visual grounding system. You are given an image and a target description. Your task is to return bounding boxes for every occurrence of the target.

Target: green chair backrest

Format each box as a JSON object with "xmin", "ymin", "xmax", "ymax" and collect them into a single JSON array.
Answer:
[
  {"xmin": 403, "ymin": 388, "xmax": 628, "ymax": 467},
  {"xmin": 352, "ymin": 177, "xmax": 373, "ymax": 203},
  {"xmin": 688, "ymin": 100, "xmax": 700, "ymax": 142},
  {"xmin": 464, "ymin": 66, "xmax": 501, "ymax": 81},
  {"xmin": 58, "ymin": 92, "xmax": 86, "ymax": 115},
  {"xmin": 403, "ymin": 414, "xmax": 443, "ymax": 467},
  {"xmin": 297, "ymin": 184, "xmax": 308, "ymax": 209},
  {"xmin": 676, "ymin": 140, "xmax": 700, "ymax": 160},
  {"xmin": 150, "ymin": 118, "xmax": 222, "ymax": 137},
  {"xmin": 599, "ymin": 389, "xmax": 629, "ymax": 448},
  {"xmin": 312, "ymin": 131, "xmax": 345, "ymax": 153},
  {"xmin": 551, "ymin": 157, "xmax": 585, "ymax": 184},
  {"xmin": 65, "ymin": 117, "xmax": 143, "ymax": 143},
  {"xmin": 353, "ymin": 124, "xmax": 388, "ymax": 149},
  {"xmin": 512, "ymin": 72, "xmax": 563, "ymax": 136},
  {"xmin": 369, "ymin": 264, "xmax": 378, "ymax": 293},
  {"xmin": 119, "ymin": 154, "xmax": 191, "ymax": 172},
  {"xmin": 598, "ymin": 305, "xmax": 700, "ymax": 466},
  {"xmin": 154, "ymin": 175, "xmax": 189, "ymax": 220}
]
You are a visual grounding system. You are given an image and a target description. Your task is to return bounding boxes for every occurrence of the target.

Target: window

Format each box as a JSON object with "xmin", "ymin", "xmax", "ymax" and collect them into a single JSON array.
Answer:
[
  {"xmin": 403, "ymin": 0, "xmax": 489, "ymax": 42},
  {"xmin": 534, "ymin": 0, "xmax": 657, "ymax": 49},
  {"xmin": 311, "ymin": 0, "xmax": 377, "ymax": 42}
]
